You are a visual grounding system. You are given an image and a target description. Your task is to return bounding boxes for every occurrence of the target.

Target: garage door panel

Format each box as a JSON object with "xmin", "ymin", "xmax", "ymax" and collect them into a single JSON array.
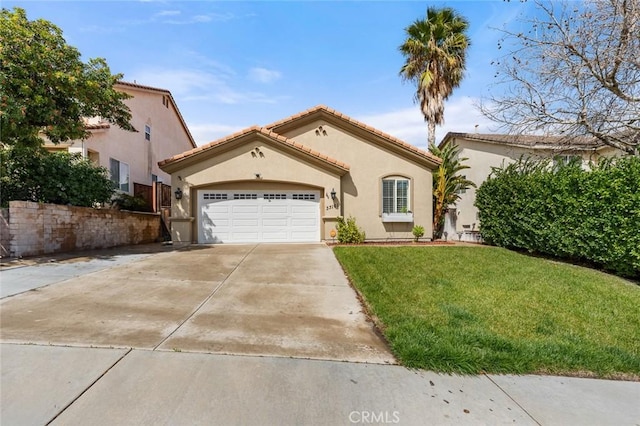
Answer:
[
  {"xmin": 232, "ymin": 205, "xmax": 259, "ymax": 214},
  {"xmin": 262, "ymin": 205, "xmax": 288, "ymax": 214},
  {"xmin": 291, "ymin": 231, "xmax": 318, "ymax": 240},
  {"xmin": 204, "ymin": 205, "xmax": 230, "ymax": 213},
  {"xmin": 291, "ymin": 218, "xmax": 317, "ymax": 227},
  {"xmin": 231, "ymin": 232, "xmax": 260, "ymax": 241},
  {"xmin": 199, "ymin": 190, "xmax": 320, "ymax": 243},
  {"xmin": 233, "ymin": 218, "xmax": 259, "ymax": 227},
  {"xmin": 262, "ymin": 232, "xmax": 289, "ymax": 241},
  {"xmin": 262, "ymin": 218, "xmax": 288, "ymax": 226},
  {"xmin": 291, "ymin": 205, "xmax": 317, "ymax": 214}
]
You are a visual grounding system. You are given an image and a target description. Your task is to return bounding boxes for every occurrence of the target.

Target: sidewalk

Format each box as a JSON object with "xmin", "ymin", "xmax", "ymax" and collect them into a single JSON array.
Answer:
[{"xmin": 3, "ymin": 343, "xmax": 638, "ymax": 426}]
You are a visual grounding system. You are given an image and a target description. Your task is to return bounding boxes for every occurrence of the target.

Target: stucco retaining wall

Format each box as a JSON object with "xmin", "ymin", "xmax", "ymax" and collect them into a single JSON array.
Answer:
[{"xmin": 6, "ymin": 201, "xmax": 161, "ymax": 257}]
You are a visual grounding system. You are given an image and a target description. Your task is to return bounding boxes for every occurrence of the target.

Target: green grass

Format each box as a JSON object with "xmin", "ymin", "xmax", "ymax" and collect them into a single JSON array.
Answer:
[{"xmin": 333, "ymin": 246, "xmax": 640, "ymax": 379}]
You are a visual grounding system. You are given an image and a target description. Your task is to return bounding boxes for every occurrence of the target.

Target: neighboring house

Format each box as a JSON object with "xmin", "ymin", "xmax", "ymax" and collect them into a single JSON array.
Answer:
[
  {"xmin": 438, "ymin": 132, "xmax": 622, "ymax": 242},
  {"xmin": 159, "ymin": 105, "xmax": 442, "ymax": 244},
  {"xmin": 44, "ymin": 81, "xmax": 197, "ymax": 196}
]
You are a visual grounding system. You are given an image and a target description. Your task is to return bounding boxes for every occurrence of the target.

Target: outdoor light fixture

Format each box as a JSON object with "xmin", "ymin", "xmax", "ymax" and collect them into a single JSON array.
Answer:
[
  {"xmin": 255, "ymin": 173, "xmax": 261, "ymax": 179},
  {"xmin": 174, "ymin": 188, "xmax": 183, "ymax": 200},
  {"xmin": 330, "ymin": 188, "xmax": 336, "ymax": 200}
]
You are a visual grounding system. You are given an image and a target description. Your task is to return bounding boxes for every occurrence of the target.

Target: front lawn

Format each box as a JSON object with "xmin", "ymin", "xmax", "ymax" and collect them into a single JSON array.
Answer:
[{"xmin": 333, "ymin": 246, "xmax": 640, "ymax": 379}]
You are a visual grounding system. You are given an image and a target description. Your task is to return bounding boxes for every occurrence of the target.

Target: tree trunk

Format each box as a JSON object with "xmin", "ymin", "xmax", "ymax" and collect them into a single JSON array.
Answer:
[{"xmin": 428, "ymin": 121, "xmax": 436, "ymax": 147}]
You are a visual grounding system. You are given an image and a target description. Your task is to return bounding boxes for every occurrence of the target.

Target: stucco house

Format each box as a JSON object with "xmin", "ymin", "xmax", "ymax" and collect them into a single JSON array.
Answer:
[
  {"xmin": 44, "ymin": 81, "xmax": 197, "ymax": 198},
  {"xmin": 438, "ymin": 132, "xmax": 622, "ymax": 242},
  {"xmin": 158, "ymin": 105, "xmax": 442, "ymax": 244}
]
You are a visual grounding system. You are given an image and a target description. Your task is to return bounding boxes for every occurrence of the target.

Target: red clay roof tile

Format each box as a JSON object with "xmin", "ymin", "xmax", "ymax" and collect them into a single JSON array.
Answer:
[{"xmin": 265, "ymin": 105, "xmax": 441, "ymax": 166}]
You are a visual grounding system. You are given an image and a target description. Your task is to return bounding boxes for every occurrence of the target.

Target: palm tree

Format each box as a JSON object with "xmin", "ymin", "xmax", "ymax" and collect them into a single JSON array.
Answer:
[
  {"xmin": 399, "ymin": 7, "xmax": 470, "ymax": 146},
  {"xmin": 429, "ymin": 142, "xmax": 475, "ymax": 239}
]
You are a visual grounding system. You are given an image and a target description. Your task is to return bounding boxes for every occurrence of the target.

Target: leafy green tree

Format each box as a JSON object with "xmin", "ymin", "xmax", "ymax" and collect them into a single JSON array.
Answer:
[
  {"xmin": 429, "ymin": 142, "xmax": 475, "ymax": 239},
  {"xmin": 0, "ymin": 7, "xmax": 135, "ymax": 147},
  {"xmin": 399, "ymin": 7, "xmax": 470, "ymax": 146},
  {"xmin": 0, "ymin": 146, "xmax": 115, "ymax": 207}
]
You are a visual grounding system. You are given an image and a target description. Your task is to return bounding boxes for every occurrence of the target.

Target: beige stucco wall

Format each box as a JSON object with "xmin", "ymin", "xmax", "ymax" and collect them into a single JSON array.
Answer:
[
  {"xmin": 277, "ymin": 120, "xmax": 434, "ymax": 240},
  {"xmin": 449, "ymin": 137, "xmax": 621, "ymax": 235},
  {"xmin": 45, "ymin": 86, "xmax": 194, "ymax": 192},
  {"xmin": 168, "ymin": 137, "xmax": 342, "ymax": 243}
]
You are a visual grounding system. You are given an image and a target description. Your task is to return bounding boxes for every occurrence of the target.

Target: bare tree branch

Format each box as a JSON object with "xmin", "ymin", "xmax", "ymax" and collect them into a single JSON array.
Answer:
[{"xmin": 480, "ymin": 0, "xmax": 640, "ymax": 155}]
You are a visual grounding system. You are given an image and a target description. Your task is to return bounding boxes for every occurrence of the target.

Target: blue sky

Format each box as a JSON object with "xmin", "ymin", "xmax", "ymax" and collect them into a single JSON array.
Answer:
[{"xmin": 6, "ymin": 1, "xmax": 533, "ymax": 150}]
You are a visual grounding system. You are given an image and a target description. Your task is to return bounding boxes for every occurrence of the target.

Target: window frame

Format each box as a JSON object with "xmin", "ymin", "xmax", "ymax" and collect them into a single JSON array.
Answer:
[
  {"xmin": 381, "ymin": 176, "xmax": 413, "ymax": 222},
  {"xmin": 109, "ymin": 158, "xmax": 130, "ymax": 193},
  {"xmin": 144, "ymin": 124, "xmax": 151, "ymax": 141}
]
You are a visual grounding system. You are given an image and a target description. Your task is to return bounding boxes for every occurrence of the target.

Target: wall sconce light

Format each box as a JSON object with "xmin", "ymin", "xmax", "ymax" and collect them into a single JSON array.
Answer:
[
  {"xmin": 255, "ymin": 173, "xmax": 261, "ymax": 179},
  {"xmin": 174, "ymin": 188, "xmax": 183, "ymax": 200},
  {"xmin": 330, "ymin": 188, "xmax": 336, "ymax": 200}
]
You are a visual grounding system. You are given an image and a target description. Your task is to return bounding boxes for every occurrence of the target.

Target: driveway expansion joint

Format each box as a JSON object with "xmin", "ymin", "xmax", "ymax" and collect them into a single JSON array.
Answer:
[
  {"xmin": 151, "ymin": 244, "xmax": 259, "ymax": 351},
  {"xmin": 44, "ymin": 347, "xmax": 133, "ymax": 425}
]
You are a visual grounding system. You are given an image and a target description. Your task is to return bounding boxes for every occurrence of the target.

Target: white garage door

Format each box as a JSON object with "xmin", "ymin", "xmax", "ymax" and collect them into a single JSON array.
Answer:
[{"xmin": 198, "ymin": 190, "xmax": 320, "ymax": 243}]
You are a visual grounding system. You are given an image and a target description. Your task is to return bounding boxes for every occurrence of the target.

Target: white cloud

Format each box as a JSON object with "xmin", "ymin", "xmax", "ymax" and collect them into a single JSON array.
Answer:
[
  {"xmin": 154, "ymin": 10, "xmax": 180, "ymax": 17},
  {"xmin": 122, "ymin": 11, "xmax": 233, "ymax": 26},
  {"xmin": 357, "ymin": 96, "xmax": 498, "ymax": 151},
  {"xmin": 127, "ymin": 67, "xmax": 288, "ymax": 107},
  {"xmin": 248, "ymin": 67, "xmax": 282, "ymax": 84},
  {"xmin": 188, "ymin": 123, "xmax": 247, "ymax": 146},
  {"xmin": 127, "ymin": 69, "xmax": 221, "ymax": 97}
]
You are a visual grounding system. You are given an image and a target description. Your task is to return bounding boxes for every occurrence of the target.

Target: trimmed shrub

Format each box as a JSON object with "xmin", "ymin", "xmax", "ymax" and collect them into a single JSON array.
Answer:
[
  {"xmin": 475, "ymin": 156, "xmax": 640, "ymax": 278},
  {"xmin": 336, "ymin": 216, "xmax": 366, "ymax": 244}
]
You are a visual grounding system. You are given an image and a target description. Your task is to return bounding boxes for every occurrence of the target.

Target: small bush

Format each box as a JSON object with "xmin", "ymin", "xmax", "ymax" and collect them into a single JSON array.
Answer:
[
  {"xmin": 412, "ymin": 225, "xmax": 425, "ymax": 242},
  {"xmin": 112, "ymin": 193, "xmax": 152, "ymax": 212},
  {"xmin": 336, "ymin": 216, "xmax": 366, "ymax": 244}
]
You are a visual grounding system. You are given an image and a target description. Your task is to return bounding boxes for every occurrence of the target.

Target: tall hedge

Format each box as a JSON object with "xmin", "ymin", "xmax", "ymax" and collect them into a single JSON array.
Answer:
[{"xmin": 475, "ymin": 156, "xmax": 640, "ymax": 278}]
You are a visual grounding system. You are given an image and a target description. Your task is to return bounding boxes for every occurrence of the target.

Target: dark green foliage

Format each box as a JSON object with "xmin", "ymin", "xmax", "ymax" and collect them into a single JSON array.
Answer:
[
  {"xmin": 336, "ymin": 216, "xmax": 366, "ymax": 244},
  {"xmin": 0, "ymin": 146, "xmax": 114, "ymax": 207},
  {"xmin": 475, "ymin": 156, "xmax": 640, "ymax": 278},
  {"xmin": 112, "ymin": 193, "xmax": 152, "ymax": 212}
]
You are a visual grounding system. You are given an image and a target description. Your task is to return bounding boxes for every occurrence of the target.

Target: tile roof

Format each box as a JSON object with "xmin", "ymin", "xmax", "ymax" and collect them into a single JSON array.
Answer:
[
  {"xmin": 441, "ymin": 132, "xmax": 604, "ymax": 150},
  {"xmin": 266, "ymin": 105, "xmax": 442, "ymax": 166},
  {"xmin": 158, "ymin": 126, "xmax": 350, "ymax": 172}
]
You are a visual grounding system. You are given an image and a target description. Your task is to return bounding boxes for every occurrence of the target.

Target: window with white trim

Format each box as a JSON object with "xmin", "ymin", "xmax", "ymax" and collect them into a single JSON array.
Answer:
[
  {"xmin": 382, "ymin": 178, "xmax": 410, "ymax": 213},
  {"xmin": 144, "ymin": 125, "xmax": 151, "ymax": 141},
  {"xmin": 109, "ymin": 158, "xmax": 130, "ymax": 192}
]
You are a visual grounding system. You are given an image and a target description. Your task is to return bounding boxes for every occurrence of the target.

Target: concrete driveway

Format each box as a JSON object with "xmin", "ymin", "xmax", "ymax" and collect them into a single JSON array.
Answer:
[
  {"xmin": 3, "ymin": 244, "xmax": 639, "ymax": 425},
  {"xmin": 0, "ymin": 243, "xmax": 393, "ymax": 363}
]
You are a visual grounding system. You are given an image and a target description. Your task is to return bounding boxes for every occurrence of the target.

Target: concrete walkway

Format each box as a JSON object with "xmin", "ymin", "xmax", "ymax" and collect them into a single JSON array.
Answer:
[
  {"xmin": 3, "ymin": 344, "xmax": 638, "ymax": 425},
  {"xmin": 1, "ymin": 243, "xmax": 639, "ymax": 425}
]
